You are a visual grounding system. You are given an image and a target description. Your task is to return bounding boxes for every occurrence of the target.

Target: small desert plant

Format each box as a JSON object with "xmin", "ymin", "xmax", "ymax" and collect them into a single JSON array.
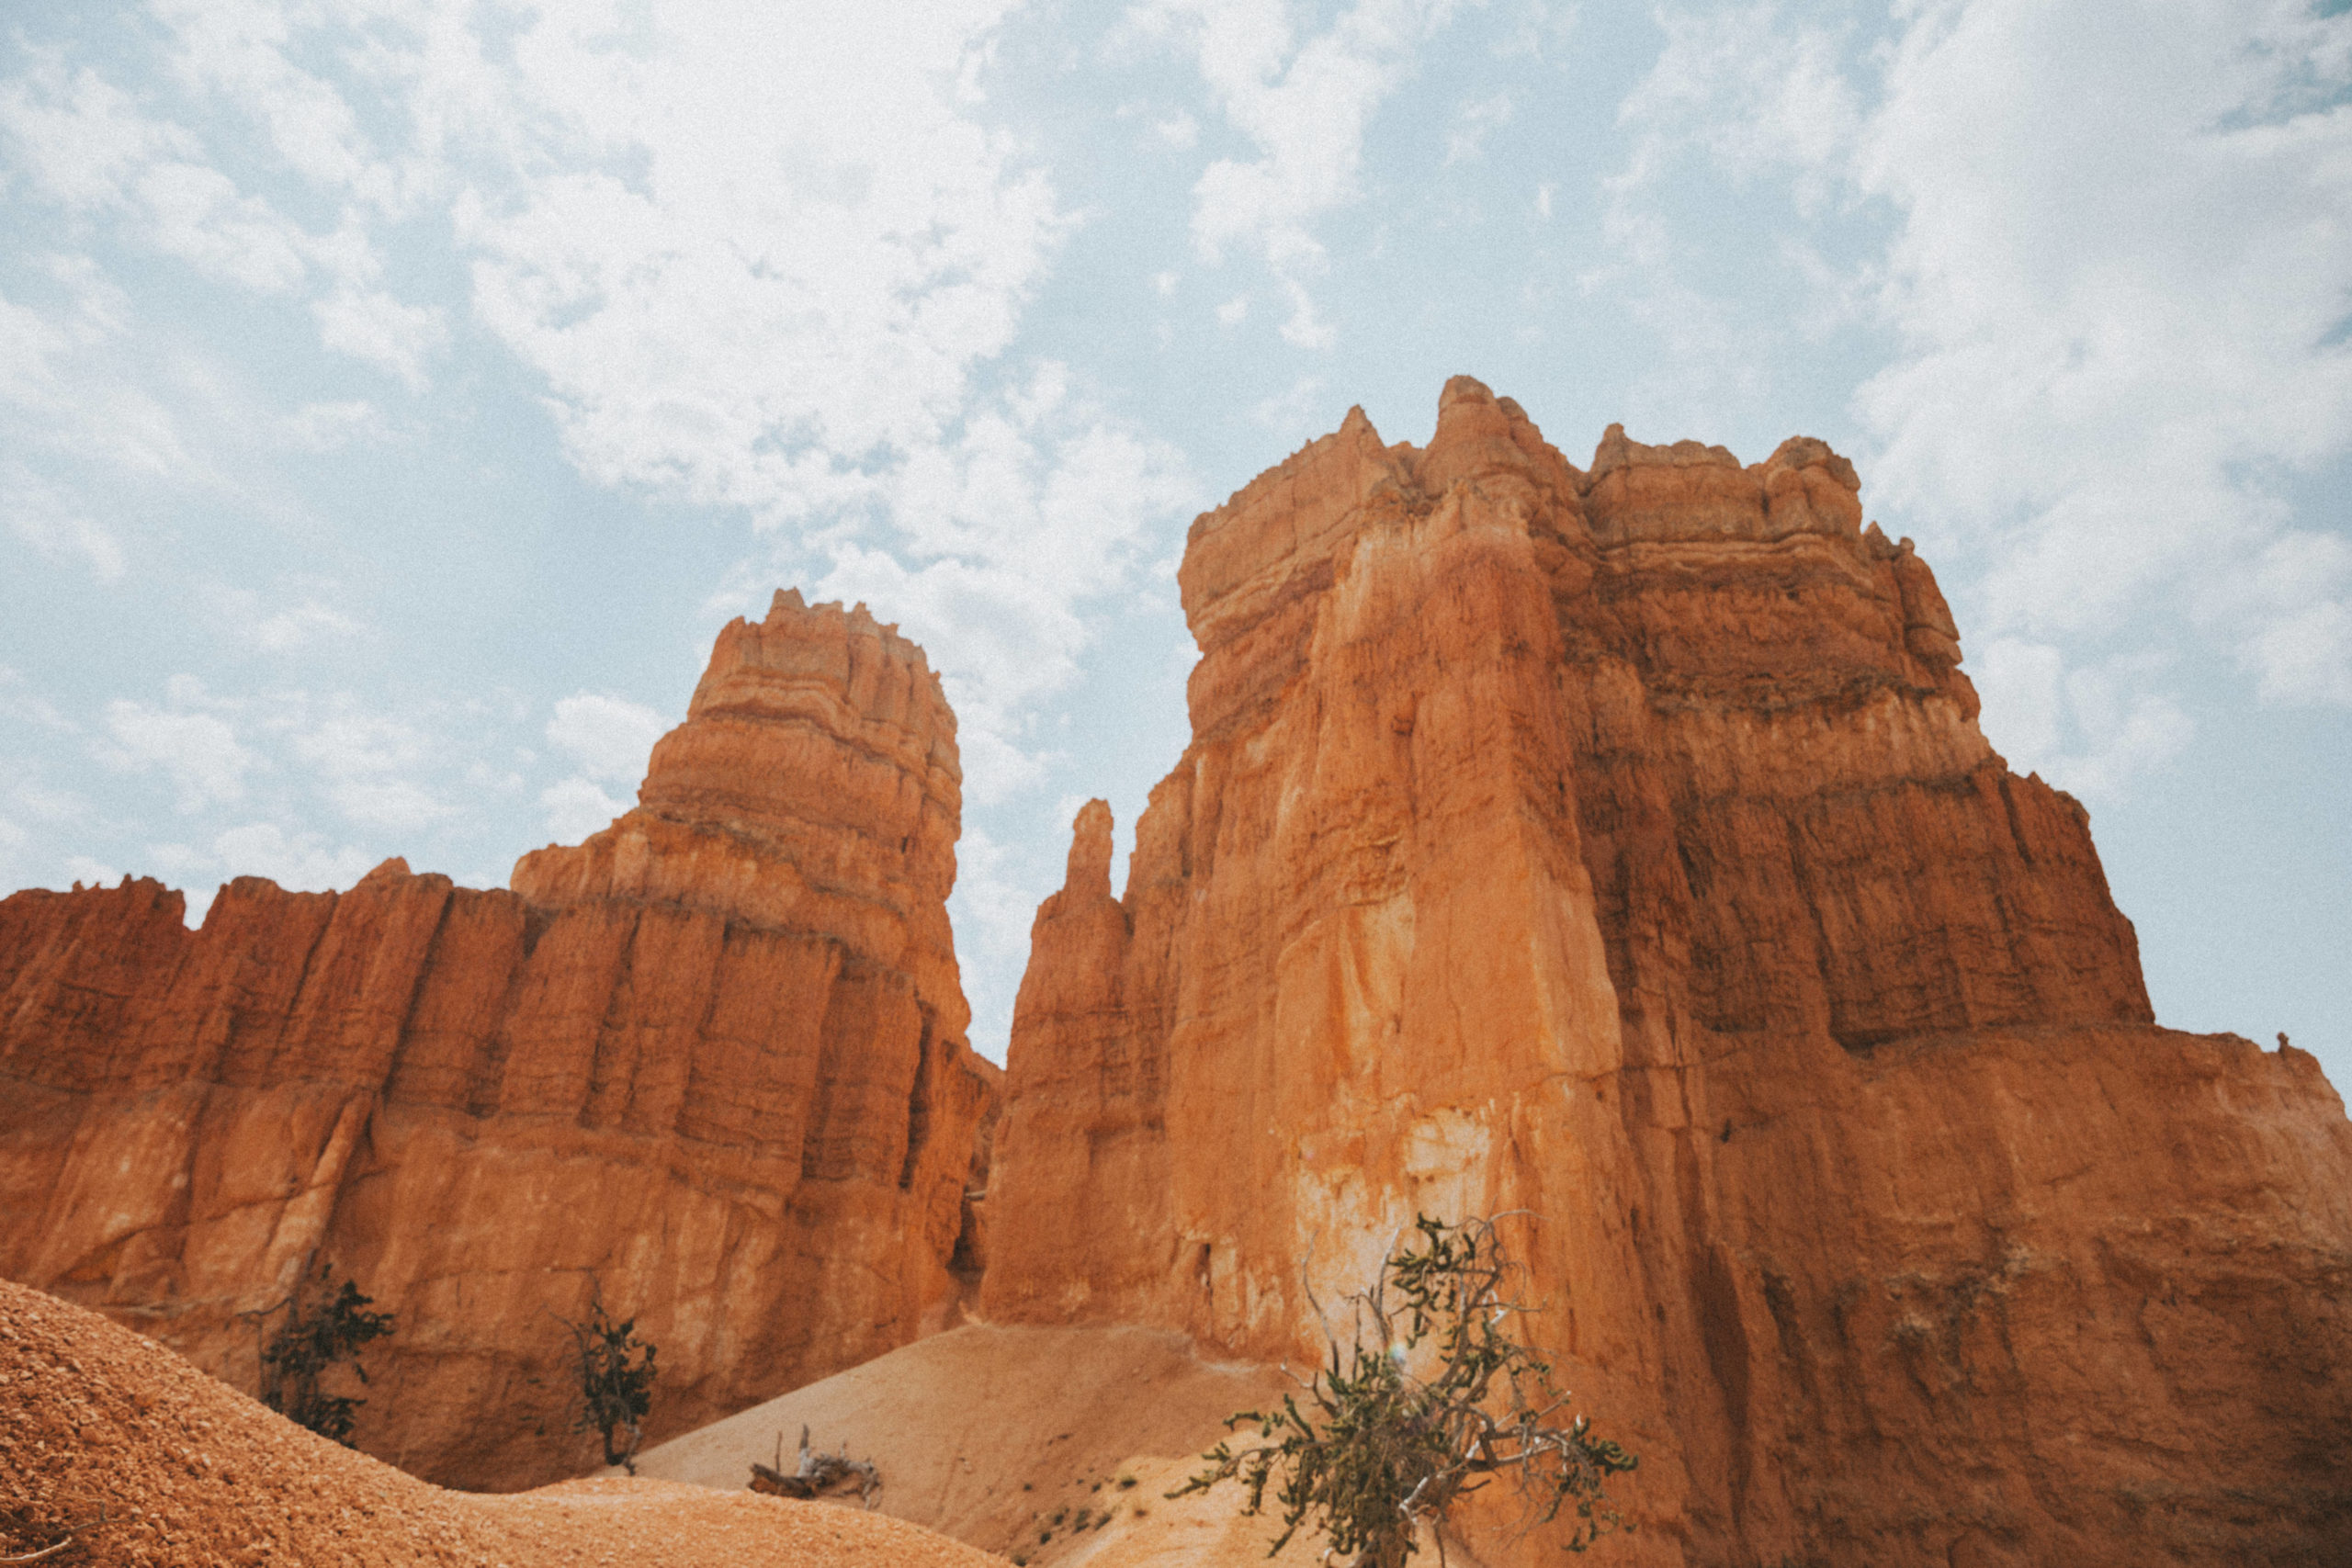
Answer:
[
  {"xmin": 559, "ymin": 1295, "xmax": 659, "ymax": 1472},
  {"xmin": 258, "ymin": 1267, "xmax": 395, "ymax": 1446},
  {"xmin": 1173, "ymin": 1214, "xmax": 1636, "ymax": 1567}
]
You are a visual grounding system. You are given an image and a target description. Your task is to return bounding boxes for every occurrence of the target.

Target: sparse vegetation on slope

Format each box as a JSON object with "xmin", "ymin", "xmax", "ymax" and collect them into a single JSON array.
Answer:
[
  {"xmin": 1176, "ymin": 1214, "xmax": 1636, "ymax": 1568},
  {"xmin": 560, "ymin": 1294, "xmax": 660, "ymax": 1473},
  {"xmin": 257, "ymin": 1265, "xmax": 395, "ymax": 1447},
  {"xmin": 2, "ymin": 1278, "xmax": 995, "ymax": 1568}
]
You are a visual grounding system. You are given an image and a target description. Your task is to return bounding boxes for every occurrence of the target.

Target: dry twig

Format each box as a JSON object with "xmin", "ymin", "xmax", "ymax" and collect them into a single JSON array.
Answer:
[
  {"xmin": 0, "ymin": 1502, "xmax": 119, "ymax": 1564},
  {"xmin": 749, "ymin": 1425, "xmax": 883, "ymax": 1507}
]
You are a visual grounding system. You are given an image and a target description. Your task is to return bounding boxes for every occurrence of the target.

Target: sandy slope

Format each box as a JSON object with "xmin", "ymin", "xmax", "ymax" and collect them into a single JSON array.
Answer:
[
  {"xmin": 0, "ymin": 1278, "xmax": 994, "ymax": 1567},
  {"xmin": 630, "ymin": 1323, "xmax": 1498, "ymax": 1568},
  {"xmin": 2, "ymin": 1277, "xmax": 1508, "ymax": 1567}
]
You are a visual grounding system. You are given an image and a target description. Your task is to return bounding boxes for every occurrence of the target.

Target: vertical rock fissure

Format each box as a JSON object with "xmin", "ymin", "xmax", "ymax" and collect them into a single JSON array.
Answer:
[
  {"xmin": 898, "ymin": 1010, "xmax": 935, "ymax": 1192},
  {"xmin": 380, "ymin": 883, "xmax": 458, "ymax": 1100}
]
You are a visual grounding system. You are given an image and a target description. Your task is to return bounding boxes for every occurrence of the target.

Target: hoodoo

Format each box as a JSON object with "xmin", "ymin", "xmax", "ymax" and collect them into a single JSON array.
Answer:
[
  {"xmin": 0, "ymin": 590, "xmax": 994, "ymax": 1491},
  {"xmin": 982, "ymin": 380, "xmax": 2352, "ymax": 1565}
]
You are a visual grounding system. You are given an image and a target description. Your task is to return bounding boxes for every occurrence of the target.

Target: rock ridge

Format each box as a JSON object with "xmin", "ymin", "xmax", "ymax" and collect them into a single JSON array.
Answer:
[{"xmin": 0, "ymin": 589, "xmax": 994, "ymax": 1491}]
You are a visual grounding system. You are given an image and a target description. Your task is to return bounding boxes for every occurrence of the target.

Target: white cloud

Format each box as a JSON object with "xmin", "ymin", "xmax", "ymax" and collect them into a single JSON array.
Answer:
[
  {"xmin": 944, "ymin": 823, "xmax": 1041, "ymax": 1063},
  {"xmin": 144, "ymin": 840, "xmax": 211, "ymax": 881},
  {"xmin": 0, "ymin": 56, "xmax": 195, "ymax": 210},
  {"xmin": 547, "ymin": 694, "xmax": 670, "ymax": 784},
  {"xmin": 435, "ymin": 1, "xmax": 1065, "ymax": 524},
  {"xmin": 312, "ymin": 288, "xmax": 448, "ymax": 391},
  {"xmin": 1, "ymin": 37, "xmax": 441, "ymax": 390},
  {"xmin": 39, "ymin": 252, "xmax": 133, "ymax": 337},
  {"xmin": 2, "ymin": 2, "xmax": 1237, "ymax": 1043},
  {"xmin": 1135, "ymin": 0, "xmax": 1464, "ymax": 347},
  {"xmin": 211, "ymin": 585, "xmax": 364, "ymax": 651},
  {"xmin": 1973, "ymin": 637, "xmax": 2194, "ymax": 801},
  {"xmin": 0, "ymin": 668, "xmax": 74, "ymax": 732},
  {"xmin": 279, "ymin": 400, "xmax": 387, "ymax": 451},
  {"xmin": 1444, "ymin": 88, "xmax": 1517, "ymax": 164},
  {"xmin": 322, "ymin": 777, "xmax": 446, "ymax": 833},
  {"xmin": 2233, "ymin": 530, "xmax": 2352, "ymax": 706},
  {"xmin": 323, "ymin": 3, "xmax": 1181, "ymax": 802},
  {"xmin": 136, "ymin": 157, "xmax": 311, "ymax": 292},
  {"xmin": 0, "ymin": 279, "xmax": 192, "ymax": 479},
  {"xmin": 6, "ymin": 1, "xmax": 1203, "ymax": 857},
  {"xmin": 539, "ymin": 775, "xmax": 628, "ymax": 844},
  {"xmin": 1613, "ymin": 4, "xmax": 1860, "ymax": 208},
  {"xmin": 255, "ymin": 604, "xmax": 362, "ymax": 651},
  {"xmin": 210, "ymin": 821, "xmax": 375, "ymax": 892},
  {"xmin": 1610, "ymin": 0, "xmax": 2352, "ymax": 791},
  {"xmin": 292, "ymin": 705, "xmax": 451, "ymax": 831},
  {"xmin": 4, "ymin": 466, "xmax": 126, "ymax": 582},
  {"xmin": 63, "ymin": 854, "xmax": 122, "ymax": 889},
  {"xmin": 0, "ymin": 58, "xmax": 310, "ymax": 293},
  {"xmin": 806, "ymin": 371, "xmax": 1196, "ymax": 805},
  {"xmin": 1849, "ymin": 0, "xmax": 2352, "ymax": 714},
  {"xmin": 5, "ymin": 781, "xmax": 86, "ymax": 825},
  {"xmin": 144, "ymin": 0, "xmax": 407, "ymax": 214},
  {"xmin": 101, "ymin": 696, "xmax": 254, "ymax": 810},
  {"xmin": 1251, "ymin": 374, "xmax": 1329, "ymax": 432}
]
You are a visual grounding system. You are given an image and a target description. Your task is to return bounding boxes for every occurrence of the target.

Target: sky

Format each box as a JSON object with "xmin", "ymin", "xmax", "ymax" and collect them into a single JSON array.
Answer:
[{"xmin": 2, "ymin": 0, "xmax": 2346, "ymax": 1093}]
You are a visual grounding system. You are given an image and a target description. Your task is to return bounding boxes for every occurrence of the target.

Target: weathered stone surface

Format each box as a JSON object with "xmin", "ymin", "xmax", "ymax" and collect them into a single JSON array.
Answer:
[
  {"xmin": 512, "ymin": 588, "xmax": 967, "ymax": 1037},
  {"xmin": 983, "ymin": 379, "xmax": 2352, "ymax": 1565},
  {"xmin": 0, "ymin": 590, "xmax": 993, "ymax": 1492}
]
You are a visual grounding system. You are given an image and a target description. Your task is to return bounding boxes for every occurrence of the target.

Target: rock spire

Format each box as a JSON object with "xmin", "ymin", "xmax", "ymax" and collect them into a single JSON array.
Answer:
[
  {"xmin": 981, "ymin": 378, "xmax": 2352, "ymax": 1566},
  {"xmin": 0, "ymin": 591, "xmax": 994, "ymax": 1490}
]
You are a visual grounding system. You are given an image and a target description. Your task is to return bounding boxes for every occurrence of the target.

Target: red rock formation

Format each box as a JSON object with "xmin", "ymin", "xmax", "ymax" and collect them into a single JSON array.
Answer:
[
  {"xmin": 0, "ymin": 590, "xmax": 993, "ymax": 1492},
  {"xmin": 983, "ymin": 380, "xmax": 2352, "ymax": 1565}
]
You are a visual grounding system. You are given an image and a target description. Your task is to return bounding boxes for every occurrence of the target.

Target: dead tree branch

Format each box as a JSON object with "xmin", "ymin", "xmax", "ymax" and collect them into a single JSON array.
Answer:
[{"xmin": 749, "ymin": 1425, "xmax": 883, "ymax": 1508}]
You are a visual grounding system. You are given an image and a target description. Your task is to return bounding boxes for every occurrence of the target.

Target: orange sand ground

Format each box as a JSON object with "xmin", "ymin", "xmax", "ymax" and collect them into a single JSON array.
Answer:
[
  {"xmin": 629, "ymin": 1324, "xmax": 1499, "ymax": 1568},
  {"xmin": 0, "ymin": 1279, "xmax": 995, "ymax": 1567}
]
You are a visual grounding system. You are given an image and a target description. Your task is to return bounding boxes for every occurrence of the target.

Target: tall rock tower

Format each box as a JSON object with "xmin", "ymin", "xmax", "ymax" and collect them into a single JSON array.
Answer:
[
  {"xmin": 982, "ymin": 380, "xmax": 2352, "ymax": 1566},
  {"xmin": 0, "ymin": 591, "xmax": 994, "ymax": 1490}
]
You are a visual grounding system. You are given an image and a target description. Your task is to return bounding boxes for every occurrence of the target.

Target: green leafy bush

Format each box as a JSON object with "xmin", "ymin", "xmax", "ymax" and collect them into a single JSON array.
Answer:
[
  {"xmin": 560, "ymin": 1297, "xmax": 659, "ymax": 1472},
  {"xmin": 259, "ymin": 1269, "xmax": 395, "ymax": 1446},
  {"xmin": 1174, "ymin": 1214, "xmax": 1635, "ymax": 1568}
]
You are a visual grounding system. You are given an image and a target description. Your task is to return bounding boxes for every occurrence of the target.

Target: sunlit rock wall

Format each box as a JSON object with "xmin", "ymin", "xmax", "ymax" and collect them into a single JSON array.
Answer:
[
  {"xmin": 983, "ymin": 380, "xmax": 2352, "ymax": 1567},
  {"xmin": 0, "ymin": 591, "xmax": 994, "ymax": 1491}
]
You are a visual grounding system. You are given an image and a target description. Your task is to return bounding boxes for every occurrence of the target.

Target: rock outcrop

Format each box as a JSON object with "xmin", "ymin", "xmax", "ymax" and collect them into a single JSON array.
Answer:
[
  {"xmin": 0, "ymin": 591, "xmax": 994, "ymax": 1491},
  {"xmin": 983, "ymin": 381, "xmax": 2352, "ymax": 1565}
]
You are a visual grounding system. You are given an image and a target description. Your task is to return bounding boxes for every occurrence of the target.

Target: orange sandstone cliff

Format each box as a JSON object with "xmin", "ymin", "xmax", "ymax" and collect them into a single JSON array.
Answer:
[
  {"xmin": 983, "ymin": 380, "xmax": 2352, "ymax": 1566},
  {"xmin": 0, "ymin": 590, "xmax": 995, "ymax": 1491}
]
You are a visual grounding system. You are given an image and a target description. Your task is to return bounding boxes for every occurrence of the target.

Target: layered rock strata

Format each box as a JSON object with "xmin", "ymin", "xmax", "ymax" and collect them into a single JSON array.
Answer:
[
  {"xmin": 983, "ymin": 381, "xmax": 2352, "ymax": 1565},
  {"xmin": 0, "ymin": 591, "xmax": 993, "ymax": 1491}
]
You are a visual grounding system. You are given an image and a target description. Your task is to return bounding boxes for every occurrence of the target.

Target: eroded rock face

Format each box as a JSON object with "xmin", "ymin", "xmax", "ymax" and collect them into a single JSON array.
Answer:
[
  {"xmin": 0, "ymin": 590, "xmax": 993, "ymax": 1491},
  {"xmin": 983, "ymin": 381, "xmax": 2352, "ymax": 1565}
]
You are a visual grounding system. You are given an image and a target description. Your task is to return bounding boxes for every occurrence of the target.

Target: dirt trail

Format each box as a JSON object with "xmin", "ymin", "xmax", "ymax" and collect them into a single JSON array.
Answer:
[{"xmin": 0, "ymin": 1279, "xmax": 994, "ymax": 1567}]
